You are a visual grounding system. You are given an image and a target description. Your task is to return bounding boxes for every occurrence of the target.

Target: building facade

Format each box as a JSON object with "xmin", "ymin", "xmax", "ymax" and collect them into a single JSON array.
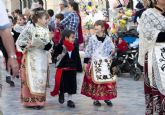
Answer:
[
  {"xmin": 4, "ymin": 0, "xmax": 60, "ymax": 13},
  {"xmin": 4, "ymin": 0, "xmax": 138, "ymax": 14}
]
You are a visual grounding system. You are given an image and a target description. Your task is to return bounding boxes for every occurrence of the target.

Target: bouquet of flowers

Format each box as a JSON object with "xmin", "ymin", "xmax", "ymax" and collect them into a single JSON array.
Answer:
[{"xmin": 83, "ymin": 17, "xmax": 93, "ymax": 30}]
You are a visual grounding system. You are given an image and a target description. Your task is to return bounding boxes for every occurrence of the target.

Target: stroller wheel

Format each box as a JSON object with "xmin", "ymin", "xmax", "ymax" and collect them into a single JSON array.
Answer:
[
  {"xmin": 133, "ymin": 67, "xmax": 142, "ymax": 81},
  {"xmin": 122, "ymin": 62, "xmax": 131, "ymax": 73},
  {"xmin": 113, "ymin": 66, "xmax": 121, "ymax": 77},
  {"xmin": 130, "ymin": 69, "xmax": 135, "ymax": 77}
]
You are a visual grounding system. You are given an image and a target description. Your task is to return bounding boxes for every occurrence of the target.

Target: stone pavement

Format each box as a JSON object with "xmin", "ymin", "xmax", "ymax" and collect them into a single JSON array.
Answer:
[{"xmin": 0, "ymin": 64, "xmax": 145, "ymax": 115}]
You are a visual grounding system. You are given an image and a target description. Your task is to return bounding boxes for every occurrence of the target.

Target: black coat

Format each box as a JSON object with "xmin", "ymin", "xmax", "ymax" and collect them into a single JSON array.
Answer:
[{"xmin": 54, "ymin": 44, "xmax": 82, "ymax": 72}]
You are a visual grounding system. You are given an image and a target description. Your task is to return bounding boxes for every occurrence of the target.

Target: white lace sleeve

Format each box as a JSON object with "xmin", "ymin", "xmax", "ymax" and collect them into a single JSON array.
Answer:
[
  {"xmin": 105, "ymin": 38, "xmax": 115, "ymax": 57},
  {"xmin": 84, "ymin": 37, "xmax": 93, "ymax": 58},
  {"xmin": 138, "ymin": 11, "xmax": 161, "ymax": 66},
  {"xmin": 16, "ymin": 25, "xmax": 32, "ymax": 52},
  {"xmin": 139, "ymin": 13, "xmax": 161, "ymax": 41},
  {"xmin": 104, "ymin": 37, "xmax": 115, "ymax": 57}
]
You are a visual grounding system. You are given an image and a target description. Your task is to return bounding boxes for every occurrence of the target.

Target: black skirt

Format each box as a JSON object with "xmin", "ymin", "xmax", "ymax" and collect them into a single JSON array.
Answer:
[{"xmin": 60, "ymin": 70, "xmax": 77, "ymax": 94}]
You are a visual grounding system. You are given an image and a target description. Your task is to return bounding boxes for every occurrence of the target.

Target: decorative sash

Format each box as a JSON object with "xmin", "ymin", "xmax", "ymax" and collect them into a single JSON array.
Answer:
[
  {"xmin": 91, "ymin": 39, "xmax": 116, "ymax": 84},
  {"xmin": 50, "ymin": 68, "xmax": 76, "ymax": 96}
]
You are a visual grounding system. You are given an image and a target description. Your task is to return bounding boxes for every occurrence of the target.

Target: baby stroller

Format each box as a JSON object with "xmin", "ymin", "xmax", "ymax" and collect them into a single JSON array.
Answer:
[{"xmin": 114, "ymin": 29, "xmax": 143, "ymax": 81}]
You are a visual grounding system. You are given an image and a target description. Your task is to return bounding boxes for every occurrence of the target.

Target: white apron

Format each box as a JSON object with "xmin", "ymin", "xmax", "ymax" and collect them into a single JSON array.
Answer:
[
  {"xmin": 26, "ymin": 49, "xmax": 48, "ymax": 95},
  {"xmin": 91, "ymin": 39, "xmax": 116, "ymax": 84},
  {"xmin": 152, "ymin": 43, "xmax": 165, "ymax": 95}
]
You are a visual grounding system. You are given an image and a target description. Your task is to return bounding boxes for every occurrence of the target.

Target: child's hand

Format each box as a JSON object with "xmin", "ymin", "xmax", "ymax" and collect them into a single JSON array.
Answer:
[
  {"xmin": 111, "ymin": 50, "xmax": 116, "ymax": 56},
  {"xmin": 83, "ymin": 64, "xmax": 87, "ymax": 72},
  {"xmin": 49, "ymin": 32, "xmax": 54, "ymax": 40},
  {"xmin": 83, "ymin": 64, "xmax": 91, "ymax": 79}
]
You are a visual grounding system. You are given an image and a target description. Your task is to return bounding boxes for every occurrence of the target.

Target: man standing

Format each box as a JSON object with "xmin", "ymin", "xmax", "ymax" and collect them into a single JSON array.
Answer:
[
  {"xmin": 60, "ymin": 2, "xmax": 79, "ymax": 44},
  {"xmin": 58, "ymin": 1, "xmax": 69, "ymax": 17},
  {"xmin": 0, "ymin": 0, "xmax": 19, "ymax": 78}
]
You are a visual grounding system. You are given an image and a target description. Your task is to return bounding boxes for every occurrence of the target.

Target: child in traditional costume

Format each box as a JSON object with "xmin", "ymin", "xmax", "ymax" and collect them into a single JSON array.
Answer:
[
  {"xmin": 81, "ymin": 20, "xmax": 117, "ymax": 106},
  {"xmin": 50, "ymin": 29, "xmax": 82, "ymax": 108},
  {"xmin": 14, "ymin": 15, "xmax": 26, "ymax": 76},
  {"xmin": 14, "ymin": 14, "xmax": 26, "ymax": 33},
  {"xmin": 16, "ymin": 9, "xmax": 53, "ymax": 110}
]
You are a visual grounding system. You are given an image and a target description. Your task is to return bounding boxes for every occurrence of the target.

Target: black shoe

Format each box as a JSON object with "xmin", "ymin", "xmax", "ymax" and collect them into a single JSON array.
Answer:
[
  {"xmin": 33, "ymin": 106, "xmax": 44, "ymax": 110},
  {"xmin": 93, "ymin": 100, "xmax": 101, "ymax": 106},
  {"xmin": 6, "ymin": 76, "xmax": 11, "ymax": 83},
  {"xmin": 16, "ymin": 75, "xmax": 19, "ymax": 79},
  {"xmin": 25, "ymin": 106, "xmax": 35, "ymax": 109},
  {"xmin": 10, "ymin": 81, "xmax": 15, "ymax": 87},
  {"xmin": 104, "ymin": 100, "xmax": 113, "ymax": 106},
  {"xmin": 6, "ymin": 76, "xmax": 15, "ymax": 87},
  {"xmin": 67, "ymin": 100, "xmax": 75, "ymax": 108},
  {"xmin": 58, "ymin": 93, "xmax": 64, "ymax": 104}
]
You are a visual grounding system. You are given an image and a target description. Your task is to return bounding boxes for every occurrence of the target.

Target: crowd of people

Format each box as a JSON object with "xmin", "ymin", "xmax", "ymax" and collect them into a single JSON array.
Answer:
[
  {"xmin": 1, "ymin": 0, "xmax": 165, "ymax": 114},
  {"xmin": 0, "ymin": 0, "xmax": 117, "ymax": 110}
]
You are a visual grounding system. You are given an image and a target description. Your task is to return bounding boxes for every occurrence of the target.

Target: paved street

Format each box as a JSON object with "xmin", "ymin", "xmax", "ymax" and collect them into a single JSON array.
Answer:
[{"xmin": 0, "ymin": 64, "xmax": 145, "ymax": 115}]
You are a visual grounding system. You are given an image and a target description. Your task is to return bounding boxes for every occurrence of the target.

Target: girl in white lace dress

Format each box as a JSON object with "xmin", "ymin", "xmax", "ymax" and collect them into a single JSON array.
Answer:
[
  {"xmin": 16, "ymin": 9, "xmax": 53, "ymax": 110},
  {"xmin": 81, "ymin": 20, "xmax": 117, "ymax": 106}
]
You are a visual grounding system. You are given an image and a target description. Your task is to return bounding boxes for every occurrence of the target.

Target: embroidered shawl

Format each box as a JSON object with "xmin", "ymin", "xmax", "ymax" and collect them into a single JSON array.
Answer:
[
  {"xmin": 84, "ymin": 35, "xmax": 115, "ymax": 59},
  {"xmin": 138, "ymin": 8, "xmax": 165, "ymax": 95},
  {"xmin": 138, "ymin": 8, "xmax": 165, "ymax": 66}
]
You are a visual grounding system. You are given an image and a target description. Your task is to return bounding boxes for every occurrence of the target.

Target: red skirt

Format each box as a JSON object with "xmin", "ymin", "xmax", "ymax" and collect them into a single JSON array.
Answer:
[{"xmin": 81, "ymin": 64, "xmax": 117, "ymax": 100}]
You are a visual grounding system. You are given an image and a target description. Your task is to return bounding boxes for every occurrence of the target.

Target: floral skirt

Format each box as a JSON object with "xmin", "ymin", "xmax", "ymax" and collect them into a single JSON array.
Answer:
[
  {"xmin": 144, "ymin": 56, "xmax": 165, "ymax": 115},
  {"xmin": 81, "ymin": 64, "xmax": 117, "ymax": 100}
]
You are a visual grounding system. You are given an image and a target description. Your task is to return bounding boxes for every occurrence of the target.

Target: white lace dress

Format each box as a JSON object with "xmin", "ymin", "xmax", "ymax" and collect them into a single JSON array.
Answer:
[{"xmin": 138, "ymin": 8, "xmax": 165, "ymax": 114}]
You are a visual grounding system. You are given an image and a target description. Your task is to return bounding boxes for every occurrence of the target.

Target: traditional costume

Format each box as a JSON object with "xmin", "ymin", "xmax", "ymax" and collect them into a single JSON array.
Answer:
[
  {"xmin": 81, "ymin": 35, "xmax": 117, "ymax": 102},
  {"xmin": 50, "ymin": 40, "xmax": 82, "ymax": 97},
  {"xmin": 13, "ymin": 25, "xmax": 25, "ymax": 67},
  {"xmin": 16, "ymin": 24, "xmax": 52, "ymax": 108},
  {"xmin": 12, "ymin": 24, "xmax": 27, "ymax": 81},
  {"xmin": 138, "ymin": 8, "xmax": 165, "ymax": 114}
]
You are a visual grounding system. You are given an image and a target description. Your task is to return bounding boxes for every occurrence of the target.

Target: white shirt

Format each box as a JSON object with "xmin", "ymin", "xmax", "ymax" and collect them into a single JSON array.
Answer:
[{"xmin": 0, "ymin": 0, "xmax": 10, "ymax": 29}]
